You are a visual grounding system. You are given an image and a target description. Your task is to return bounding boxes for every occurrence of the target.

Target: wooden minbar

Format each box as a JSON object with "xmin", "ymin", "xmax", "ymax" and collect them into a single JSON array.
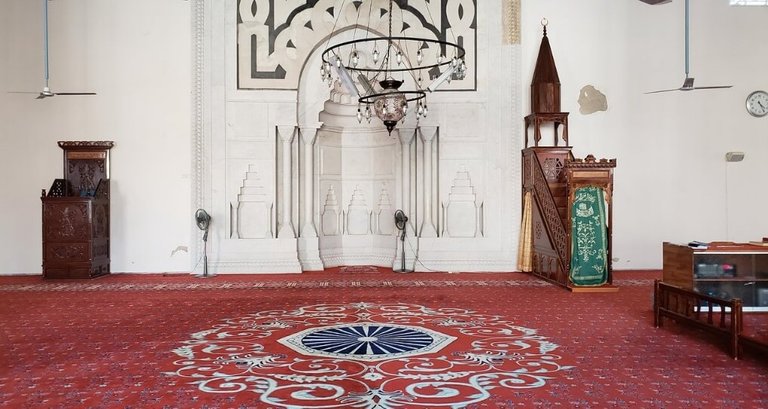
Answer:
[
  {"xmin": 519, "ymin": 22, "xmax": 617, "ymax": 292},
  {"xmin": 524, "ymin": 21, "xmax": 568, "ymax": 148},
  {"xmin": 41, "ymin": 141, "xmax": 114, "ymax": 279}
]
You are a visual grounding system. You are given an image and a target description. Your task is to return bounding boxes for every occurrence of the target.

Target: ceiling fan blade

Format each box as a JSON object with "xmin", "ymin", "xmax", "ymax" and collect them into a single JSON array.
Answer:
[
  {"xmin": 6, "ymin": 91, "xmax": 39, "ymax": 94},
  {"xmin": 644, "ymin": 88, "xmax": 682, "ymax": 94},
  {"xmin": 646, "ymin": 0, "xmax": 732, "ymax": 95},
  {"xmin": 36, "ymin": 1, "xmax": 97, "ymax": 100},
  {"xmin": 691, "ymin": 85, "xmax": 733, "ymax": 90}
]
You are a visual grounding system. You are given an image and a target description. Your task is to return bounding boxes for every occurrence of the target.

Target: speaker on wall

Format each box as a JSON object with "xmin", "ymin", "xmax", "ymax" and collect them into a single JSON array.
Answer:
[{"xmin": 725, "ymin": 152, "xmax": 745, "ymax": 162}]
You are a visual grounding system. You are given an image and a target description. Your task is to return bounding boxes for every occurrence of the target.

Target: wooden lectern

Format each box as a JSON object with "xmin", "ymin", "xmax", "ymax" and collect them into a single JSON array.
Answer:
[{"xmin": 41, "ymin": 141, "xmax": 114, "ymax": 279}]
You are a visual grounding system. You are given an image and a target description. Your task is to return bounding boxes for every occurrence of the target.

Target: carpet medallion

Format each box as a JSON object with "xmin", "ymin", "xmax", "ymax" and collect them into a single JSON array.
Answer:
[{"xmin": 164, "ymin": 302, "xmax": 574, "ymax": 408}]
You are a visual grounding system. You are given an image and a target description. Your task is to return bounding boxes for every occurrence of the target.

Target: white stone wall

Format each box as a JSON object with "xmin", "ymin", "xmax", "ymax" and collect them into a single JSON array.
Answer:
[
  {"xmin": 0, "ymin": 0, "xmax": 192, "ymax": 274},
  {"xmin": 1, "ymin": 1, "xmax": 766, "ymax": 274},
  {"xmin": 522, "ymin": 0, "xmax": 768, "ymax": 269},
  {"xmin": 191, "ymin": 0, "xmax": 521, "ymax": 273}
]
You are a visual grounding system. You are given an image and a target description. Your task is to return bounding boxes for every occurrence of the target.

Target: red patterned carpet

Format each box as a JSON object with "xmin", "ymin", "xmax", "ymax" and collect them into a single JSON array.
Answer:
[{"xmin": 1, "ymin": 270, "xmax": 766, "ymax": 408}]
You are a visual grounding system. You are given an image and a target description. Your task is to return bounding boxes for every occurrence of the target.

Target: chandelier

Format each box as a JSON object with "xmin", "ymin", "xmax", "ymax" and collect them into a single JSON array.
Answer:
[{"xmin": 320, "ymin": 0, "xmax": 468, "ymax": 134}]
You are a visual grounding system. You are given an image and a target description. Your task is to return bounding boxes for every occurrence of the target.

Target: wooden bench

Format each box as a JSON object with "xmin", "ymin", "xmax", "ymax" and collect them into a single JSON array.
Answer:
[{"xmin": 654, "ymin": 280, "xmax": 742, "ymax": 358}]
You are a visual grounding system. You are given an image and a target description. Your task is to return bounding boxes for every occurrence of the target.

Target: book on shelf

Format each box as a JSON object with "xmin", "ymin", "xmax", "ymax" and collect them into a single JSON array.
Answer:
[
  {"xmin": 749, "ymin": 240, "xmax": 768, "ymax": 247},
  {"xmin": 688, "ymin": 241, "xmax": 708, "ymax": 249}
]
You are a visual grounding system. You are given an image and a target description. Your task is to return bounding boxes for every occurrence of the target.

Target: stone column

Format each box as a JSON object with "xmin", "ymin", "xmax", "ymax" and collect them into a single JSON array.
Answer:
[
  {"xmin": 399, "ymin": 127, "xmax": 416, "ymax": 235},
  {"xmin": 419, "ymin": 126, "xmax": 438, "ymax": 237},
  {"xmin": 296, "ymin": 126, "xmax": 323, "ymax": 271},
  {"xmin": 277, "ymin": 126, "xmax": 296, "ymax": 238},
  {"xmin": 299, "ymin": 126, "xmax": 318, "ymax": 238}
]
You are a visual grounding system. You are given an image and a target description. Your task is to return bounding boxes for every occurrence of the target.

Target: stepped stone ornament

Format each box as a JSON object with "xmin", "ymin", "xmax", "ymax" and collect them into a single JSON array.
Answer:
[
  {"xmin": 443, "ymin": 168, "xmax": 481, "ymax": 238},
  {"xmin": 346, "ymin": 186, "xmax": 371, "ymax": 235},
  {"xmin": 375, "ymin": 185, "xmax": 394, "ymax": 236},
  {"xmin": 321, "ymin": 185, "xmax": 341, "ymax": 236},
  {"xmin": 232, "ymin": 166, "xmax": 273, "ymax": 239}
]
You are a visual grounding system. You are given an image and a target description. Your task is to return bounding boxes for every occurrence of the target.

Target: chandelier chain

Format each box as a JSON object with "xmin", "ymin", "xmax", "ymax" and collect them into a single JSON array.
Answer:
[{"xmin": 320, "ymin": 0, "xmax": 468, "ymax": 134}]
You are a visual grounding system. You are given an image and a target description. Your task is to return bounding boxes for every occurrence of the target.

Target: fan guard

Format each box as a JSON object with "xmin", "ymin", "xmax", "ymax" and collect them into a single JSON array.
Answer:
[{"xmin": 194, "ymin": 209, "xmax": 214, "ymax": 278}]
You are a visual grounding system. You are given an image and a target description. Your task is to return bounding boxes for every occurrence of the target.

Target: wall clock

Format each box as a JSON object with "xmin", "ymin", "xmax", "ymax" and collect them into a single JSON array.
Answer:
[{"xmin": 746, "ymin": 90, "xmax": 768, "ymax": 117}]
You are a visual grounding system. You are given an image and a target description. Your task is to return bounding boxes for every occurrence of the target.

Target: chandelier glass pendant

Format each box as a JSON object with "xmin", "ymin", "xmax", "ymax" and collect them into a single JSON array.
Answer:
[{"xmin": 320, "ymin": 0, "xmax": 468, "ymax": 134}]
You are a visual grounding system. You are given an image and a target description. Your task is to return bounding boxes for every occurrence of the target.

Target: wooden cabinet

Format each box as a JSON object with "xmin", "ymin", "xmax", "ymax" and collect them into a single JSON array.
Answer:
[
  {"xmin": 663, "ymin": 242, "xmax": 768, "ymax": 310},
  {"xmin": 41, "ymin": 141, "xmax": 113, "ymax": 279}
]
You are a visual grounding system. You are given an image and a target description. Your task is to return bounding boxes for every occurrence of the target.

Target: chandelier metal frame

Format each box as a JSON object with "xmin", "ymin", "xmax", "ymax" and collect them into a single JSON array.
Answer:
[{"xmin": 319, "ymin": 0, "xmax": 468, "ymax": 134}]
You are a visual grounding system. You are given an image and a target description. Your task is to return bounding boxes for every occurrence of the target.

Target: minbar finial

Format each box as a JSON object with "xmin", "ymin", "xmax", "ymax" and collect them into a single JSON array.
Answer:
[{"xmin": 541, "ymin": 18, "xmax": 548, "ymax": 36}]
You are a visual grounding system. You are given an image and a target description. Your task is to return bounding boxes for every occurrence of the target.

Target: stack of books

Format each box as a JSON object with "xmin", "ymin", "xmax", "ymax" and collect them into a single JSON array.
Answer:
[
  {"xmin": 687, "ymin": 241, "xmax": 708, "ymax": 250},
  {"xmin": 749, "ymin": 237, "xmax": 768, "ymax": 247}
]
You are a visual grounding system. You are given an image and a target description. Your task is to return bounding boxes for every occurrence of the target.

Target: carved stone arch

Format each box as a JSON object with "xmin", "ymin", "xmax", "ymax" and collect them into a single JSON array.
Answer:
[
  {"xmin": 296, "ymin": 25, "xmax": 388, "ymax": 127},
  {"xmin": 296, "ymin": 26, "xmax": 432, "ymax": 129}
]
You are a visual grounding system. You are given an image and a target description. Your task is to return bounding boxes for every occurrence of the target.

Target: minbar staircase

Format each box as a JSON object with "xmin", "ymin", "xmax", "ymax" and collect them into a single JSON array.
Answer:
[{"xmin": 522, "ymin": 147, "xmax": 617, "ymax": 292}]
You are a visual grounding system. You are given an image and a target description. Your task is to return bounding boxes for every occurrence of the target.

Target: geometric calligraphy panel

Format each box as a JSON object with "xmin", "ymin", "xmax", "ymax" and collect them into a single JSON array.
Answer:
[{"xmin": 237, "ymin": 0, "xmax": 477, "ymax": 90}]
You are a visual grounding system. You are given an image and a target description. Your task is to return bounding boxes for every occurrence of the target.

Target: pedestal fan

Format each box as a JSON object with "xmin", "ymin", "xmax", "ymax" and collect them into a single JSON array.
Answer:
[
  {"xmin": 194, "ymin": 209, "xmax": 215, "ymax": 278},
  {"xmin": 394, "ymin": 210, "xmax": 413, "ymax": 273}
]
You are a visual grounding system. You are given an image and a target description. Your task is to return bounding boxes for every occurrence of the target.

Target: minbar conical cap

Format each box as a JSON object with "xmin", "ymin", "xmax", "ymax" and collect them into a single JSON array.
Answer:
[{"xmin": 532, "ymin": 30, "xmax": 560, "ymax": 85}]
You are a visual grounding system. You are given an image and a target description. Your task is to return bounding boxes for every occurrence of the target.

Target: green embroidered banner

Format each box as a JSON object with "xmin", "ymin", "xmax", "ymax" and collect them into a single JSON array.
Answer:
[{"xmin": 569, "ymin": 186, "xmax": 608, "ymax": 286}]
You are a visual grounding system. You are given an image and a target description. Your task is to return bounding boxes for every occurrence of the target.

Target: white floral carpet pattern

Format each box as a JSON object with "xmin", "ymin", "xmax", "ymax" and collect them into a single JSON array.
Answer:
[{"xmin": 164, "ymin": 302, "xmax": 574, "ymax": 408}]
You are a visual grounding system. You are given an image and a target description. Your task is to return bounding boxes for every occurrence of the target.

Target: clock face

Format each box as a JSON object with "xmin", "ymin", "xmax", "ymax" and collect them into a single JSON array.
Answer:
[{"xmin": 746, "ymin": 91, "xmax": 768, "ymax": 117}]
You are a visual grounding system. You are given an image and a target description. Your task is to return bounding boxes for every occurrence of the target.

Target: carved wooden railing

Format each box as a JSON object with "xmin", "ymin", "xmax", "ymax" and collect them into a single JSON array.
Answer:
[
  {"xmin": 654, "ymin": 280, "xmax": 742, "ymax": 359},
  {"xmin": 523, "ymin": 150, "xmax": 569, "ymax": 282},
  {"xmin": 740, "ymin": 332, "xmax": 768, "ymax": 357}
]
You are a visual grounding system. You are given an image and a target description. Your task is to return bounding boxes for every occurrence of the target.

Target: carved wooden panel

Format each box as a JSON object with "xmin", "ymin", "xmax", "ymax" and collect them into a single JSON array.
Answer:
[
  {"xmin": 47, "ymin": 179, "xmax": 71, "ymax": 197},
  {"xmin": 523, "ymin": 148, "xmax": 570, "ymax": 287},
  {"xmin": 46, "ymin": 243, "xmax": 89, "ymax": 261},
  {"xmin": 530, "ymin": 203, "xmax": 566, "ymax": 286},
  {"xmin": 542, "ymin": 157, "xmax": 564, "ymax": 181},
  {"xmin": 42, "ymin": 198, "xmax": 108, "ymax": 278},
  {"xmin": 66, "ymin": 160, "xmax": 106, "ymax": 195},
  {"xmin": 43, "ymin": 203, "xmax": 90, "ymax": 241},
  {"xmin": 93, "ymin": 203, "xmax": 108, "ymax": 238},
  {"xmin": 42, "ymin": 141, "xmax": 113, "ymax": 279},
  {"xmin": 532, "ymin": 156, "xmax": 568, "ymax": 264},
  {"xmin": 59, "ymin": 140, "xmax": 113, "ymax": 198}
]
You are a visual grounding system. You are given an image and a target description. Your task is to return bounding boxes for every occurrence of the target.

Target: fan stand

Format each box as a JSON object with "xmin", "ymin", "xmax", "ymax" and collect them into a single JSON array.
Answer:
[
  {"xmin": 394, "ymin": 210, "xmax": 413, "ymax": 273},
  {"xmin": 394, "ymin": 227, "xmax": 413, "ymax": 273},
  {"xmin": 194, "ymin": 230, "xmax": 215, "ymax": 278}
]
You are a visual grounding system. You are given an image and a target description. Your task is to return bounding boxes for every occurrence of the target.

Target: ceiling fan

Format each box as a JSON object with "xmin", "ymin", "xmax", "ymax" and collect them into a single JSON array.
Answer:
[
  {"xmin": 645, "ymin": 0, "xmax": 732, "ymax": 94},
  {"xmin": 12, "ymin": 0, "xmax": 96, "ymax": 99}
]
